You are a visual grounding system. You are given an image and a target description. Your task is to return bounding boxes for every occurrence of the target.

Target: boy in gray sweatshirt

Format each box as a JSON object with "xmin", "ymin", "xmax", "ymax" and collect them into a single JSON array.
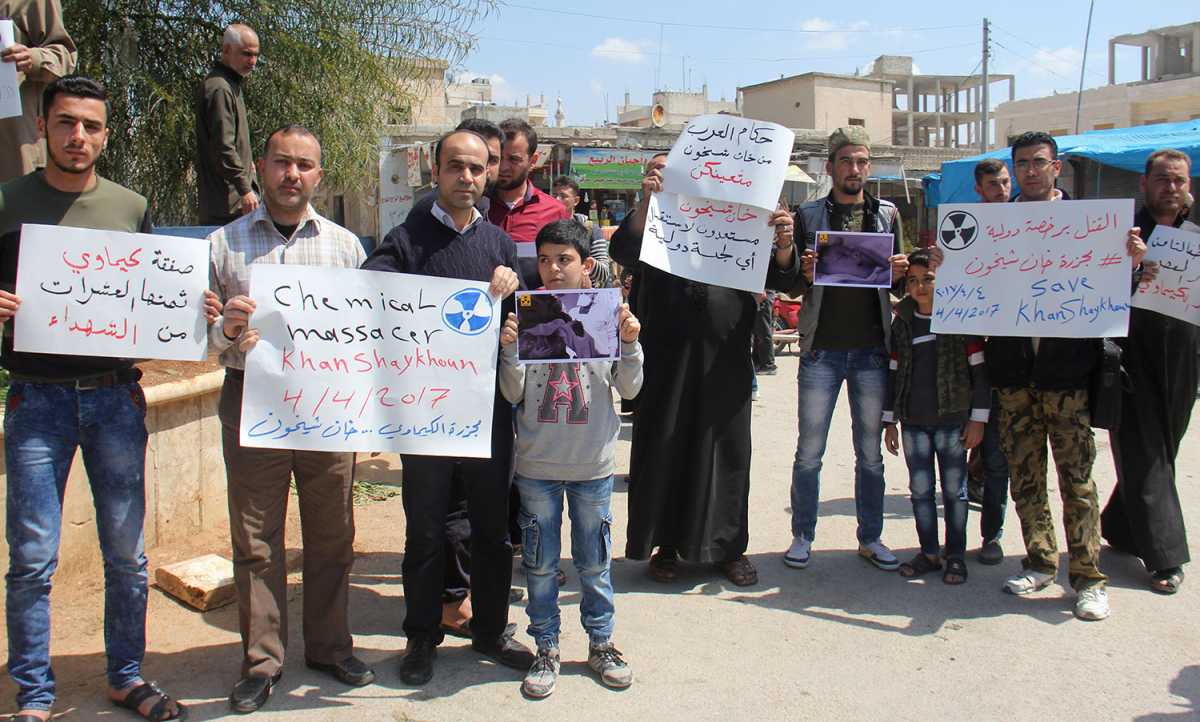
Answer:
[{"xmin": 498, "ymin": 220, "xmax": 643, "ymax": 699}]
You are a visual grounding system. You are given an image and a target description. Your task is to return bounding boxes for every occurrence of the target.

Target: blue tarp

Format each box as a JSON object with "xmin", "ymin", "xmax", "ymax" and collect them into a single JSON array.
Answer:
[{"xmin": 923, "ymin": 119, "xmax": 1200, "ymax": 207}]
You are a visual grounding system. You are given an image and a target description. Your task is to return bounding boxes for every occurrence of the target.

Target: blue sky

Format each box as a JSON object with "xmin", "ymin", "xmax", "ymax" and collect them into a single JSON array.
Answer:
[{"xmin": 454, "ymin": 2, "xmax": 1198, "ymax": 126}]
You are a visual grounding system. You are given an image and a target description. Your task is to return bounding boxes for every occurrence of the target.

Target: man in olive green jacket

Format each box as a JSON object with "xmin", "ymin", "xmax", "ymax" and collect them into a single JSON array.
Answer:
[
  {"xmin": 194, "ymin": 23, "xmax": 260, "ymax": 225},
  {"xmin": 0, "ymin": 0, "xmax": 76, "ymax": 183}
]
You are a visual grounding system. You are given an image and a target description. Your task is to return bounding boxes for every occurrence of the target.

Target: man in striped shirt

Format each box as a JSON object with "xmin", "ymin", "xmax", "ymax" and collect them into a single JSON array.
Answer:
[{"xmin": 208, "ymin": 124, "xmax": 374, "ymax": 713}]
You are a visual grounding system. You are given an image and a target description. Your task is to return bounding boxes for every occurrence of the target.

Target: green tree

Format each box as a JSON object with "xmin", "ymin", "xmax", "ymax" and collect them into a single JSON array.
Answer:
[{"xmin": 63, "ymin": 0, "xmax": 493, "ymax": 224}]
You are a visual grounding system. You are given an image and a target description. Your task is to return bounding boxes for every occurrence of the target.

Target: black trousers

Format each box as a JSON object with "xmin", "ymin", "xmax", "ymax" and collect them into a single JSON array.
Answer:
[
  {"xmin": 442, "ymin": 479, "xmax": 471, "ymax": 602},
  {"xmin": 400, "ymin": 405, "xmax": 513, "ymax": 644},
  {"xmin": 751, "ymin": 292, "xmax": 776, "ymax": 370}
]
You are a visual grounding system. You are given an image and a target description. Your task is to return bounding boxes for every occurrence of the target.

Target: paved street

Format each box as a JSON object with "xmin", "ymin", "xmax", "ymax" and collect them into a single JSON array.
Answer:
[{"xmin": 3, "ymin": 350, "xmax": 1198, "ymax": 721}]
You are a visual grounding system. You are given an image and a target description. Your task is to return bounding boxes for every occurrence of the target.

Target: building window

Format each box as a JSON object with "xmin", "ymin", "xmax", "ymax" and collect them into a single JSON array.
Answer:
[
  {"xmin": 1143, "ymin": 118, "xmax": 1168, "ymax": 126},
  {"xmin": 1048, "ymin": 129, "xmax": 1069, "ymax": 136},
  {"xmin": 848, "ymin": 118, "xmax": 865, "ymax": 126},
  {"xmin": 1093, "ymin": 123, "xmax": 1115, "ymax": 130}
]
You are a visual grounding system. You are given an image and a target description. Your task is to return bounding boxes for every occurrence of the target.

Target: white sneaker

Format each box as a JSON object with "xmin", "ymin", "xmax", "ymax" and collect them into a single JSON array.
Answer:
[
  {"xmin": 783, "ymin": 537, "xmax": 812, "ymax": 569},
  {"xmin": 1074, "ymin": 585, "xmax": 1110, "ymax": 621},
  {"xmin": 1003, "ymin": 569, "xmax": 1055, "ymax": 595},
  {"xmin": 858, "ymin": 540, "xmax": 900, "ymax": 571},
  {"xmin": 752, "ymin": 388, "xmax": 760, "ymax": 401}
]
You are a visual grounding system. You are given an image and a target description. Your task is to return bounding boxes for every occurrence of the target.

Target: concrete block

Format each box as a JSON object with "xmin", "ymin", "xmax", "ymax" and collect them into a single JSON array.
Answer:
[{"xmin": 155, "ymin": 549, "xmax": 303, "ymax": 612}]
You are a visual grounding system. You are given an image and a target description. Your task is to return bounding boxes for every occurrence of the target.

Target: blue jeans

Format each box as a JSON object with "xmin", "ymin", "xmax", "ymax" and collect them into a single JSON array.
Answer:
[
  {"xmin": 515, "ymin": 475, "xmax": 614, "ymax": 649},
  {"xmin": 901, "ymin": 423, "xmax": 969, "ymax": 559},
  {"xmin": 790, "ymin": 348, "xmax": 889, "ymax": 544},
  {"xmin": 979, "ymin": 393, "xmax": 1009, "ymax": 543},
  {"xmin": 5, "ymin": 381, "xmax": 149, "ymax": 711}
]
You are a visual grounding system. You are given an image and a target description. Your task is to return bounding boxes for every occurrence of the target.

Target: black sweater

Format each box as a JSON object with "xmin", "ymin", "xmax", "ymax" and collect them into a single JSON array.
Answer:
[{"xmin": 363, "ymin": 201, "xmax": 519, "ymax": 285}]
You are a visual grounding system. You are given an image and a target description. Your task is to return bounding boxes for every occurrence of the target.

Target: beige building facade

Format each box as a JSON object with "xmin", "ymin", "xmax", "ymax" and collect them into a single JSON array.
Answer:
[
  {"xmin": 737, "ymin": 73, "xmax": 892, "ymax": 144},
  {"xmin": 996, "ymin": 21, "xmax": 1200, "ymax": 139}
]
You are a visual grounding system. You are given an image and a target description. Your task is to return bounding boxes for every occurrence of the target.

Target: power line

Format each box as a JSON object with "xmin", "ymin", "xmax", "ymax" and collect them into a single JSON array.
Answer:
[
  {"xmin": 991, "ymin": 40, "xmax": 1075, "ymax": 82},
  {"xmin": 477, "ymin": 35, "xmax": 979, "ymax": 66},
  {"xmin": 990, "ymin": 23, "xmax": 1107, "ymax": 81},
  {"xmin": 504, "ymin": 2, "xmax": 974, "ymax": 34}
]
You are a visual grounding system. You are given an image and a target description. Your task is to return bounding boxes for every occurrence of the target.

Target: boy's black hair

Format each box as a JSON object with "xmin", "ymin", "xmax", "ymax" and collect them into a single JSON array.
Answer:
[
  {"xmin": 42, "ymin": 75, "xmax": 110, "ymax": 122},
  {"xmin": 1010, "ymin": 131, "xmax": 1058, "ymax": 160},
  {"xmin": 552, "ymin": 175, "xmax": 580, "ymax": 195},
  {"xmin": 535, "ymin": 219, "xmax": 591, "ymax": 260},
  {"xmin": 906, "ymin": 247, "xmax": 935, "ymax": 272}
]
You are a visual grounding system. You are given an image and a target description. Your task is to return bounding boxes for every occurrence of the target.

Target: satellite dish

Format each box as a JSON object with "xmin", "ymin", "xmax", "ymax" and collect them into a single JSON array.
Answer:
[{"xmin": 651, "ymin": 104, "xmax": 666, "ymax": 128}]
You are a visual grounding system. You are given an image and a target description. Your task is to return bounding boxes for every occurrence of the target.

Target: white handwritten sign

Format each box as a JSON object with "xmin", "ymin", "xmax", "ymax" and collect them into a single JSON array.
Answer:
[
  {"xmin": 639, "ymin": 192, "xmax": 773, "ymax": 293},
  {"xmin": 378, "ymin": 146, "xmax": 414, "ymax": 237},
  {"xmin": 933, "ymin": 199, "xmax": 1134, "ymax": 338},
  {"xmin": 240, "ymin": 264, "xmax": 500, "ymax": 456},
  {"xmin": 14, "ymin": 224, "xmax": 209, "ymax": 360},
  {"xmin": 0, "ymin": 20, "xmax": 21, "ymax": 120},
  {"xmin": 1133, "ymin": 225, "xmax": 1200, "ymax": 326},
  {"xmin": 661, "ymin": 114, "xmax": 794, "ymax": 211}
]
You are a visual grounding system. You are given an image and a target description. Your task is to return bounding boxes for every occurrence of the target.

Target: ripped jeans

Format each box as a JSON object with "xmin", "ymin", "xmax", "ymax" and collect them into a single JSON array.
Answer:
[{"xmin": 515, "ymin": 475, "xmax": 614, "ymax": 650}]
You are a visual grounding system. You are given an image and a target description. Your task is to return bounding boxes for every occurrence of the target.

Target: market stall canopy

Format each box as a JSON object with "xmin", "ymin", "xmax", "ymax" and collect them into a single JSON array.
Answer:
[
  {"xmin": 784, "ymin": 165, "xmax": 814, "ymax": 184},
  {"xmin": 924, "ymin": 119, "xmax": 1200, "ymax": 207}
]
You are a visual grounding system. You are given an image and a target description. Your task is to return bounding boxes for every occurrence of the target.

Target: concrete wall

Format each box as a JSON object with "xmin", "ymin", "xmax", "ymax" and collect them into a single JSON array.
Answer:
[
  {"xmin": 995, "ymin": 75, "xmax": 1200, "ymax": 139},
  {"xmin": 740, "ymin": 75, "xmax": 892, "ymax": 140},
  {"xmin": 0, "ymin": 371, "xmax": 227, "ymax": 582}
]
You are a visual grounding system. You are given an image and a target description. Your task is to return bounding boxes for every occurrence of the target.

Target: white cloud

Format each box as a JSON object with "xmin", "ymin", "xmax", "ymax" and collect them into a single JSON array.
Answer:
[
  {"xmin": 796, "ymin": 17, "xmax": 870, "ymax": 52},
  {"xmin": 1028, "ymin": 47, "xmax": 1084, "ymax": 79},
  {"xmin": 591, "ymin": 37, "xmax": 650, "ymax": 64}
]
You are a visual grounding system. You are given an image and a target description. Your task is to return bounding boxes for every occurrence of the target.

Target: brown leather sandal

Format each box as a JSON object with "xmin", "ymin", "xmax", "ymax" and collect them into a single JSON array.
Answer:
[{"xmin": 718, "ymin": 555, "xmax": 758, "ymax": 586}]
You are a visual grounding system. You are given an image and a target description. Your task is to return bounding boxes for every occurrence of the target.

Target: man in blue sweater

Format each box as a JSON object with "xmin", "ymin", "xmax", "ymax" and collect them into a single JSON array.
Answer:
[{"xmin": 362, "ymin": 129, "xmax": 530, "ymax": 685}]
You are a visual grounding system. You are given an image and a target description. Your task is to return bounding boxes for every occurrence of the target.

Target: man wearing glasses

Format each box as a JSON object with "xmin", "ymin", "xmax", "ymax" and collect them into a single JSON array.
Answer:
[
  {"xmin": 985, "ymin": 131, "xmax": 1146, "ymax": 621},
  {"xmin": 783, "ymin": 127, "xmax": 909, "ymax": 573}
]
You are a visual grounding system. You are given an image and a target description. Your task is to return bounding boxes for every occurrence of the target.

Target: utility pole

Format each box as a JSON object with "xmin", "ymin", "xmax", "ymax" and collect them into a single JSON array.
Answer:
[
  {"xmin": 1074, "ymin": 0, "xmax": 1096, "ymax": 134},
  {"xmin": 980, "ymin": 17, "xmax": 990, "ymax": 154}
]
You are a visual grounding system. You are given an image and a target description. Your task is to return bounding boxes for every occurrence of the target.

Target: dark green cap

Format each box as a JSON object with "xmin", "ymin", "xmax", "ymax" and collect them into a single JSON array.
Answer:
[{"xmin": 828, "ymin": 126, "xmax": 871, "ymax": 161}]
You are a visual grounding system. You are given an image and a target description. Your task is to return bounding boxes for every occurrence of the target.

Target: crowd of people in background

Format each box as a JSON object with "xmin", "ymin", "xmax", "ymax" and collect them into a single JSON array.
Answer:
[{"xmin": 0, "ymin": 5, "xmax": 1195, "ymax": 720}]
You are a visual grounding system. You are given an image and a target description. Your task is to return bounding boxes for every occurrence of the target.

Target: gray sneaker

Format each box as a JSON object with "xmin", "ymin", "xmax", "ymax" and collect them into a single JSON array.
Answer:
[
  {"xmin": 588, "ymin": 641, "xmax": 633, "ymax": 689},
  {"xmin": 521, "ymin": 646, "xmax": 560, "ymax": 699}
]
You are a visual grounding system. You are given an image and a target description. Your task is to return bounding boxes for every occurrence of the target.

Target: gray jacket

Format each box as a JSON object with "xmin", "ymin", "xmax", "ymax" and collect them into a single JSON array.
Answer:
[{"xmin": 789, "ymin": 192, "xmax": 900, "ymax": 354}]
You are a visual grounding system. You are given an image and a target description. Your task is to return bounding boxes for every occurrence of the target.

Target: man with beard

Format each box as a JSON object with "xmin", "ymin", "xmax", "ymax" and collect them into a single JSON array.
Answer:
[
  {"xmin": 209, "ymin": 125, "xmax": 374, "ymax": 713},
  {"xmin": 1102, "ymin": 148, "xmax": 1198, "ymax": 595},
  {"xmin": 489, "ymin": 118, "xmax": 570, "ymax": 288},
  {"xmin": 611, "ymin": 154, "xmax": 798, "ymax": 587},
  {"xmin": 784, "ymin": 127, "xmax": 909, "ymax": 574},
  {"xmin": 363, "ymin": 129, "xmax": 530, "ymax": 686},
  {"xmin": 0, "ymin": 75, "xmax": 200, "ymax": 722}
]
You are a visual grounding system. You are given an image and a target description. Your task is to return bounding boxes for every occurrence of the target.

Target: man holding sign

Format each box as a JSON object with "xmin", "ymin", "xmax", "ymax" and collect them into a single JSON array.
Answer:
[
  {"xmin": 208, "ymin": 124, "xmax": 374, "ymax": 713},
  {"xmin": 984, "ymin": 131, "xmax": 1146, "ymax": 621},
  {"xmin": 0, "ymin": 76, "xmax": 192, "ymax": 722},
  {"xmin": 363, "ymin": 129, "xmax": 529, "ymax": 686},
  {"xmin": 0, "ymin": 0, "xmax": 76, "ymax": 184},
  {"xmin": 785, "ymin": 127, "xmax": 909, "ymax": 574},
  {"xmin": 1105, "ymin": 148, "xmax": 1198, "ymax": 595}
]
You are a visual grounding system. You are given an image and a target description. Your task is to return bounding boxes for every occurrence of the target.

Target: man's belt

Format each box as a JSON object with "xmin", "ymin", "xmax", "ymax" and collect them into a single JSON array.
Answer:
[{"xmin": 9, "ymin": 368, "xmax": 143, "ymax": 390}]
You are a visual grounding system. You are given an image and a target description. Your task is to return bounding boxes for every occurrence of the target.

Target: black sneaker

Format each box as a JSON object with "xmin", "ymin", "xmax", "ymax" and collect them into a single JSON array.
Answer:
[
  {"xmin": 521, "ymin": 646, "xmax": 560, "ymax": 699},
  {"xmin": 472, "ymin": 629, "xmax": 535, "ymax": 670},
  {"xmin": 399, "ymin": 638, "xmax": 437, "ymax": 686}
]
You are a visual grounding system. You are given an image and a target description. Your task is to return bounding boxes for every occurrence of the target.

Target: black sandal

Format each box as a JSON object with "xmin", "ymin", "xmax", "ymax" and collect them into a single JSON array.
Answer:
[
  {"xmin": 1151, "ymin": 567, "xmax": 1184, "ymax": 595},
  {"xmin": 718, "ymin": 555, "xmax": 758, "ymax": 586},
  {"xmin": 111, "ymin": 681, "xmax": 187, "ymax": 721},
  {"xmin": 898, "ymin": 553, "xmax": 942, "ymax": 578},
  {"xmin": 648, "ymin": 547, "xmax": 679, "ymax": 583},
  {"xmin": 943, "ymin": 557, "xmax": 968, "ymax": 585}
]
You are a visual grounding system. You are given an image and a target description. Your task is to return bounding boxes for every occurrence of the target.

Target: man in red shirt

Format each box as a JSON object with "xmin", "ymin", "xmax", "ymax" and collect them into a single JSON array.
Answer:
[{"xmin": 490, "ymin": 118, "xmax": 570, "ymax": 288}]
